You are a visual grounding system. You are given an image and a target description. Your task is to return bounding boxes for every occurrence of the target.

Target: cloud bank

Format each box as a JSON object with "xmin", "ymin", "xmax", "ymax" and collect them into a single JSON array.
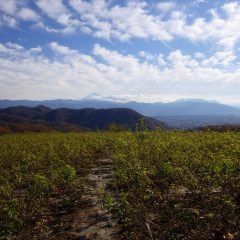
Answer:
[{"xmin": 0, "ymin": 41, "xmax": 240, "ymax": 103}]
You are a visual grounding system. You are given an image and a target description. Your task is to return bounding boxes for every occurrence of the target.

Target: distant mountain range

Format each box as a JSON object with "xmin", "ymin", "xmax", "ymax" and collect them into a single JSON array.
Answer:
[
  {"xmin": 0, "ymin": 106, "xmax": 165, "ymax": 133},
  {"xmin": 0, "ymin": 99, "xmax": 239, "ymax": 116}
]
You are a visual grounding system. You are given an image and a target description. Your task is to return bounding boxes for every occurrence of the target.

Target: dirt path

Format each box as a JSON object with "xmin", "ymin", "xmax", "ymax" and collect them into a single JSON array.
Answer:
[{"xmin": 61, "ymin": 158, "xmax": 120, "ymax": 240}]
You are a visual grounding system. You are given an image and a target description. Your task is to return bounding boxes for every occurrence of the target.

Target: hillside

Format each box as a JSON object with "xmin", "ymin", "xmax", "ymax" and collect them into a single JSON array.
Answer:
[
  {"xmin": 1, "ymin": 99, "xmax": 239, "ymax": 116},
  {"xmin": 0, "ymin": 106, "xmax": 165, "ymax": 133}
]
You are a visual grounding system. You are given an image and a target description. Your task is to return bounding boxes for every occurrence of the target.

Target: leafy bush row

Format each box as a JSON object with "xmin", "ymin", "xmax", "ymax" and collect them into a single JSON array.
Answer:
[
  {"xmin": 108, "ymin": 131, "xmax": 240, "ymax": 239},
  {"xmin": 0, "ymin": 133, "xmax": 110, "ymax": 239}
]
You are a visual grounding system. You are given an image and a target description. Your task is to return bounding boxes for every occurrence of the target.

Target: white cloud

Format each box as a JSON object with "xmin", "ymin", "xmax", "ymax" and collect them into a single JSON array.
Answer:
[
  {"xmin": 93, "ymin": 43, "xmax": 162, "ymax": 86},
  {"xmin": 35, "ymin": 0, "xmax": 82, "ymax": 34},
  {"xmin": 193, "ymin": 0, "xmax": 207, "ymax": 4},
  {"xmin": 202, "ymin": 51, "xmax": 237, "ymax": 66},
  {"xmin": 69, "ymin": 0, "xmax": 173, "ymax": 41},
  {"xmin": 33, "ymin": 22, "xmax": 76, "ymax": 34},
  {"xmin": 157, "ymin": 53, "xmax": 167, "ymax": 66},
  {"xmin": 1, "ymin": 42, "xmax": 240, "ymax": 103},
  {"xmin": 222, "ymin": 2, "xmax": 239, "ymax": 15},
  {"xmin": 49, "ymin": 42, "xmax": 78, "ymax": 55},
  {"xmin": 168, "ymin": 50, "xmax": 199, "ymax": 68},
  {"xmin": 0, "ymin": 0, "xmax": 17, "ymax": 15},
  {"xmin": 30, "ymin": 46, "xmax": 42, "ymax": 53},
  {"xmin": 139, "ymin": 51, "xmax": 155, "ymax": 61},
  {"xmin": 179, "ymin": 2, "xmax": 240, "ymax": 50},
  {"xmin": 0, "ymin": 14, "xmax": 17, "ymax": 28},
  {"xmin": 138, "ymin": 51, "xmax": 167, "ymax": 66},
  {"xmin": 1, "ymin": 0, "xmax": 240, "ymax": 51},
  {"xmin": 18, "ymin": 8, "xmax": 40, "ymax": 22},
  {"xmin": 0, "ymin": 43, "xmax": 8, "ymax": 53},
  {"xmin": 157, "ymin": 2, "xmax": 176, "ymax": 12},
  {"xmin": 36, "ymin": 0, "xmax": 69, "ymax": 19},
  {"xmin": 5, "ymin": 42, "xmax": 24, "ymax": 50},
  {"xmin": 194, "ymin": 52, "xmax": 205, "ymax": 59},
  {"xmin": 0, "ymin": 42, "xmax": 41, "ymax": 59},
  {"xmin": 0, "ymin": 0, "xmax": 39, "ymax": 27},
  {"xmin": 70, "ymin": 1, "xmax": 240, "ymax": 50}
]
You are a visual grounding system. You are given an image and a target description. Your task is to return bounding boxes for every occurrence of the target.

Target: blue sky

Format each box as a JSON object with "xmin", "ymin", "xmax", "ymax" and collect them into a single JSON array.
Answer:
[{"xmin": 0, "ymin": 0, "xmax": 240, "ymax": 103}]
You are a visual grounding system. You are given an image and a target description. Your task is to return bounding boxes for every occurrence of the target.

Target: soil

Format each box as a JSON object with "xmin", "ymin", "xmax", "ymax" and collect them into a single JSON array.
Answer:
[{"xmin": 58, "ymin": 158, "xmax": 120, "ymax": 240}]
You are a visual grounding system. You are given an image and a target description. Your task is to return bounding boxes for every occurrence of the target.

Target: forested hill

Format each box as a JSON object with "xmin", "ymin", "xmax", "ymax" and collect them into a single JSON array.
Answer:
[
  {"xmin": 0, "ymin": 106, "xmax": 166, "ymax": 133},
  {"xmin": 1, "ymin": 99, "xmax": 240, "ymax": 116}
]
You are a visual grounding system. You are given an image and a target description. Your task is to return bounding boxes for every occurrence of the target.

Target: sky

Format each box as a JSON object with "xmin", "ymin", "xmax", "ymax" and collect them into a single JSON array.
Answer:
[{"xmin": 0, "ymin": 0, "xmax": 240, "ymax": 103}]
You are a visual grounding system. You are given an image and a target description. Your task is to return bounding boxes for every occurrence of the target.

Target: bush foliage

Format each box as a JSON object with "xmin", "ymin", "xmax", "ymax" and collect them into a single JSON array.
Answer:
[{"xmin": 0, "ymin": 131, "xmax": 240, "ymax": 239}]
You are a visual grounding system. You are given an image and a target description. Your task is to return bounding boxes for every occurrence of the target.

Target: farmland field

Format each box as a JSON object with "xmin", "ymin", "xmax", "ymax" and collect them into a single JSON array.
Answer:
[{"xmin": 1, "ymin": 131, "xmax": 240, "ymax": 239}]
